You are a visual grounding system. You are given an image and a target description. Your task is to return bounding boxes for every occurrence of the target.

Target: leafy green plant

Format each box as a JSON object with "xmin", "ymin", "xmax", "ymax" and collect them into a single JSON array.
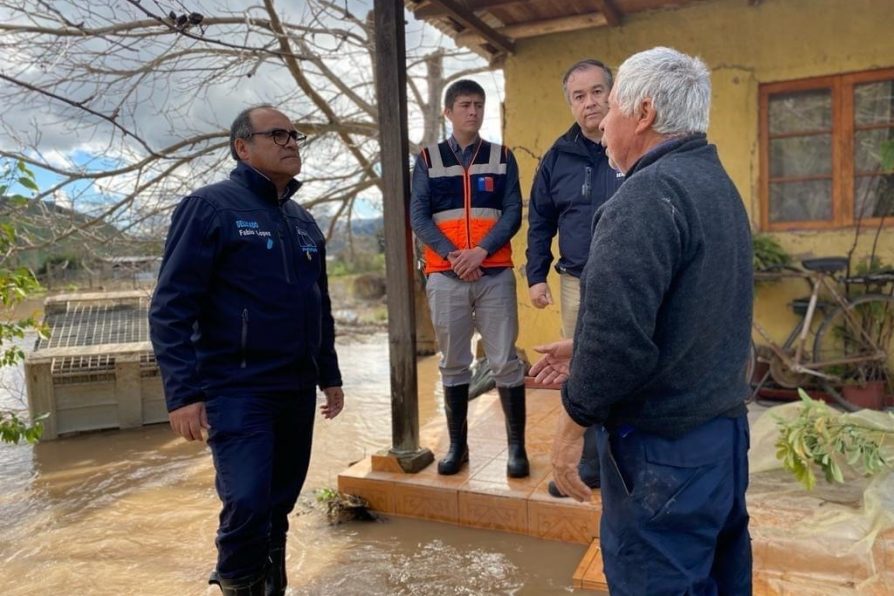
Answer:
[
  {"xmin": 775, "ymin": 389, "xmax": 893, "ymax": 490},
  {"xmin": 854, "ymin": 255, "xmax": 889, "ymax": 276},
  {"xmin": 315, "ymin": 488, "xmax": 376, "ymax": 525},
  {"xmin": 0, "ymin": 411, "xmax": 47, "ymax": 444},
  {"xmin": 316, "ymin": 487, "xmax": 339, "ymax": 503},
  {"xmin": 752, "ymin": 233, "xmax": 791, "ymax": 271},
  {"xmin": 0, "ymin": 159, "xmax": 48, "ymax": 444}
]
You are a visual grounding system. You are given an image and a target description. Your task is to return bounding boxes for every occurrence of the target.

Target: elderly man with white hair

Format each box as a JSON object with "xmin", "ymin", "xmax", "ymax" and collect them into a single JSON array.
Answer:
[{"xmin": 532, "ymin": 47, "xmax": 753, "ymax": 594}]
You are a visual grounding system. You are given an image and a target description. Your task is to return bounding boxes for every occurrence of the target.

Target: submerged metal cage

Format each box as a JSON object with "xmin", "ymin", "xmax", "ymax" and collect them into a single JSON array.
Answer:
[{"xmin": 25, "ymin": 291, "xmax": 166, "ymax": 439}]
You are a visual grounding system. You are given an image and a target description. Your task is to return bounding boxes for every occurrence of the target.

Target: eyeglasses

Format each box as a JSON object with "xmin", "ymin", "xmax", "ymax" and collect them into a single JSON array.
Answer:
[{"xmin": 247, "ymin": 128, "xmax": 307, "ymax": 148}]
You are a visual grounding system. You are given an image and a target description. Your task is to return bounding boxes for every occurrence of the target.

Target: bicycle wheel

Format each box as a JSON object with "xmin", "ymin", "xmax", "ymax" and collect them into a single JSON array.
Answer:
[{"xmin": 813, "ymin": 294, "xmax": 894, "ymax": 407}]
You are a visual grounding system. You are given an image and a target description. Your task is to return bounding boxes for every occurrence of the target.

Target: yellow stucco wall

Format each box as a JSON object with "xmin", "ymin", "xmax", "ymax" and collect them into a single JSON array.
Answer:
[{"xmin": 504, "ymin": 0, "xmax": 894, "ymax": 355}]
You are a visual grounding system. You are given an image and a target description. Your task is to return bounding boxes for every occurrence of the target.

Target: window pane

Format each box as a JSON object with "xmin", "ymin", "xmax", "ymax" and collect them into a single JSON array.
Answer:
[
  {"xmin": 855, "ymin": 80, "xmax": 894, "ymax": 126},
  {"xmin": 769, "ymin": 180, "xmax": 832, "ymax": 222},
  {"xmin": 855, "ymin": 175, "xmax": 894, "ymax": 219},
  {"xmin": 855, "ymin": 128, "xmax": 894, "ymax": 172},
  {"xmin": 769, "ymin": 89, "xmax": 832, "ymax": 134},
  {"xmin": 769, "ymin": 134, "xmax": 832, "ymax": 178}
]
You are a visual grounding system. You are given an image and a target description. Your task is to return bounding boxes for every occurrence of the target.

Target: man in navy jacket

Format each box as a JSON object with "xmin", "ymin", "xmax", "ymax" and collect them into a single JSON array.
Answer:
[
  {"xmin": 149, "ymin": 105, "xmax": 343, "ymax": 596},
  {"xmin": 533, "ymin": 48, "xmax": 753, "ymax": 594},
  {"xmin": 526, "ymin": 59, "xmax": 624, "ymax": 498}
]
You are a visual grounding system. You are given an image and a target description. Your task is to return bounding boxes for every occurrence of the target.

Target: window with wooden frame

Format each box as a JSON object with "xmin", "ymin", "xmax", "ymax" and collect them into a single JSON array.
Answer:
[{"xmin": 759, "ymin": 68, "xmax": 894, "ymax": 231}]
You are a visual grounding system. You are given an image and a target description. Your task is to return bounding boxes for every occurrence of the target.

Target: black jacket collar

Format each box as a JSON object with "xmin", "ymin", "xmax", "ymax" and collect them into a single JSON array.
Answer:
[
  {"xmin": 554, "ymin": 122, "xmax": 607, "ymax": 160},
  {"xmin": 229, "ymin": 161, "xmax": 302, "ymax": 204}
]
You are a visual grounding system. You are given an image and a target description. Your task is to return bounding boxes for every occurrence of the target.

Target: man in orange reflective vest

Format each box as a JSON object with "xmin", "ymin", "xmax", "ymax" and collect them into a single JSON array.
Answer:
[{"xmin": 410, "ymin": 79, "xmax": 528, "ymax": 478}]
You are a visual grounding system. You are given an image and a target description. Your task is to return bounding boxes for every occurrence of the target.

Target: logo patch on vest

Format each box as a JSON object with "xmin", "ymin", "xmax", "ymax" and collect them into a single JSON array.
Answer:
[{"xmin": 477, "ymin": 176, "xmax": 494, "ymax": 192}]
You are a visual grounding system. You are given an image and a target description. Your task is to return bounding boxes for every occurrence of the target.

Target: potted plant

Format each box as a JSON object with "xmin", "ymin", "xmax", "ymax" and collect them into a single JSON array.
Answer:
[{"xmin": 841, "ymin": 377, "xmax": 887, "ymax": 410}]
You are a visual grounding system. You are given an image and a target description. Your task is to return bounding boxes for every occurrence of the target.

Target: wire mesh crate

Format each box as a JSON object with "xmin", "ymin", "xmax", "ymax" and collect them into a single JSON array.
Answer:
[{"xmin": 25, "ymin": 290, "xmax": 166, "ymax": 440}]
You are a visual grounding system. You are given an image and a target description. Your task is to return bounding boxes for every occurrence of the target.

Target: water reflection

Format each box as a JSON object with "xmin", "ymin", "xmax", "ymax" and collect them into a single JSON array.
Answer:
[{"xmin": 0, "ymin": 332, "xmax": 585, "ymax": 595}]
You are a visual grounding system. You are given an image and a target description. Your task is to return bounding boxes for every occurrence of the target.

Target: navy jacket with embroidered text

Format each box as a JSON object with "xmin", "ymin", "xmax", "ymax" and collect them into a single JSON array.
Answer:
[{"xmin": 149, "ymin": 162, "xmax": 341, "ymax": 412}]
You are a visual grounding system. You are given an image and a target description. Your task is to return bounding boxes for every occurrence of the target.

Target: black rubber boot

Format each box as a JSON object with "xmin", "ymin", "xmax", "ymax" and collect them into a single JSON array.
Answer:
[
  {"xmin": 265, "ymin": 547, "xmax": 286, "ymax": 596},
  {"xmin": 218, "ymin": 570, "xmax": 266, "ymax": 596},
  {"xmin": 438, "ymin": 384, "xmax": 469, "ymax": 475},
  {"xmin": 499, "ymin": 384, "xmax": 529, "ymax": 478}
]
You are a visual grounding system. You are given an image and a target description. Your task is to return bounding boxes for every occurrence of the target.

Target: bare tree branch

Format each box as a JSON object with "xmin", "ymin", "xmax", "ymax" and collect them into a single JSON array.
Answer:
[{"xmin": 0, "ymin": 0, "xmax": 494, "ymax": 275}]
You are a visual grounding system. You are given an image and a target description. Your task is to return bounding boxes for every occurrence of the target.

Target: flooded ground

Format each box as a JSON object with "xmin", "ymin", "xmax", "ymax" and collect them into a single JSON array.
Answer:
[{"xmin": 0, "ymin": 332, "xmax": 586, "ymax": 595}]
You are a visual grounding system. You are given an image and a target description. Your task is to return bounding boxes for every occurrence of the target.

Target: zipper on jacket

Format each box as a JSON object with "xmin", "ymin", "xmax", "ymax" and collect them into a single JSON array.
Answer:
[
  {"xmin": 240, "ymin": 308, "xmax": 249, "ymax": 368},
  {"xmin": 277, "ymin": 227, "xmax": 292, "ymax": 283},
  {"xmin": 453, "ymin": 141, "xmax": 483, "ymax": 249},
  {"xmin": 581, "ymin": 166, "xmax": 592, "ymax": 198},
  {"xmin": 464, "ymin": 173, "xmax": 472, "ymax": 247}
]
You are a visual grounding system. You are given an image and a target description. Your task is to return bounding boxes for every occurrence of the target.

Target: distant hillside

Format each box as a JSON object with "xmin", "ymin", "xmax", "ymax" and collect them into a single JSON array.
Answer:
[
  {"xmin": 313, "ymin": 215, "xmax": 384, "ymax": 254},
  {"xmin": 0, "ymin": 197, "xmax": 148, "ymax": 270}
]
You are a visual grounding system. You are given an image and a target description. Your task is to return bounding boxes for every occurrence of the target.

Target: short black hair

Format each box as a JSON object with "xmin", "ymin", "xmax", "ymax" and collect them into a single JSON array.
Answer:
[
  {"xmin": 229, "ymin": 104, "xmax": 275, "ymax": 161},
  {"xmin": 562, "ymin": 59, "xmax": 613, "ymax": 100},
  {"xmin": 444, "ymin": 79, "xmax": 486, "ymax": 110}
]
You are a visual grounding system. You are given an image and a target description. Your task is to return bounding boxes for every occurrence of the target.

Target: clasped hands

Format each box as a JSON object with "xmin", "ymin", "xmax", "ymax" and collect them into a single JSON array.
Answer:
[{"xmin": 447, "ymin": 247, "xmax": 487, "ymax": 281}]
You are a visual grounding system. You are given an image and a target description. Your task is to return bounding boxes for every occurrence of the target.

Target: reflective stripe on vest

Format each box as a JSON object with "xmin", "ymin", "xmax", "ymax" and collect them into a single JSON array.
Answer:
[{"xmin": 422, "ymin": 140, "xmax": 513, "ymax": 274}]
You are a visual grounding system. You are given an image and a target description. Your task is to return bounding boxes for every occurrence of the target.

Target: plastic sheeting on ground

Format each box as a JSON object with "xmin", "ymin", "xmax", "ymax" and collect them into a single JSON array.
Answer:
[{"xmin": 748, "ymin": 402, "xmax": 894, "ymax": 594}]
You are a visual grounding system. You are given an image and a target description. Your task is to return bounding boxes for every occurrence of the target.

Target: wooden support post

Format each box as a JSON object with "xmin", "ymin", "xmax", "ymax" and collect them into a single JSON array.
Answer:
[
  {"xmin": 115, "ymin": 355, "xmax": 143, "ymax": 429},
  {"xmin": 26, "ymin": 361, "xmax": 57, "ymax": 440},
  {"xmin": 372, "ymin": 0, "xmax": 433, "ymax": 473}
]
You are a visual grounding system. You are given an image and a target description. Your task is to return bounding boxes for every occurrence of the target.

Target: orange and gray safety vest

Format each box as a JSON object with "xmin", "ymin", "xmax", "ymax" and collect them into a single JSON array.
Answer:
[{"xmin": 420, "ymin": 139, "xmax": 513, "ymax": 274}]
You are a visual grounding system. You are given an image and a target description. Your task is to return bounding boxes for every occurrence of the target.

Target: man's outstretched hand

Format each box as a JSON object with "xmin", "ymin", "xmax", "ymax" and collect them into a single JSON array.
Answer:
[{"xmin": 529, "ymin": 339, "xmax": 573, "ymax": 385}]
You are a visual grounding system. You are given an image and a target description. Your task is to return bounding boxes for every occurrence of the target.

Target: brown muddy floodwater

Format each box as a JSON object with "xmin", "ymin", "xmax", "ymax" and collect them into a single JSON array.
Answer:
[{"xmin": 0, "ymin": 332, "xmax": 585, "ymax": 595}]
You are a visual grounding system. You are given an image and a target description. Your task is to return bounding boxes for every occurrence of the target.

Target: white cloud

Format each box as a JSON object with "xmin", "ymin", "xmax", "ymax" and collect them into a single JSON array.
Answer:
[{"xmin": 0, "ymin": 0, "xmax": 504, "ymax": 222}]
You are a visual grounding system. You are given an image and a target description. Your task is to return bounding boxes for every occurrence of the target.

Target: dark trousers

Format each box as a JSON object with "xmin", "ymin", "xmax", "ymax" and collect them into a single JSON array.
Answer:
[
  {"xmin": 205, "ymin": 390, "xmax": 316, "ymax": 579},
  {"xmin": 596, "ymin": 414, "xmax": 751, "ymax": 596},
  {"xmin": 579, "ymin": 425, "xmax": 601, "ymax": 486}
]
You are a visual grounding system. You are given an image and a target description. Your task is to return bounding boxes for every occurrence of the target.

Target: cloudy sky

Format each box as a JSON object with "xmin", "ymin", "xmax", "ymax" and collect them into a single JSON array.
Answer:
[{"xmin": 0, "ymin": 0, "xmax": 505, "ymax": 223}]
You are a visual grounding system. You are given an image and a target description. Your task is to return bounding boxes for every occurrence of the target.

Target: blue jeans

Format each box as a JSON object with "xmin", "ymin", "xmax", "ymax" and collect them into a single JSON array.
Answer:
[
  {"xmin": 596, "ymin": 414, "xmax": 751, "ymax": 595},
  {"xmin": 205, "ymin": 390, "xmax": 316, "ymax": 579}
]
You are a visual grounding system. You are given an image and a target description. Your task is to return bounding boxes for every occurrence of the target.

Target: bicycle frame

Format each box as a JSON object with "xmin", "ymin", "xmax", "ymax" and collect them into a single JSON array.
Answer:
[{"xmin": 752, "ymin": 270, "xmax": 887, "ymax": 383}]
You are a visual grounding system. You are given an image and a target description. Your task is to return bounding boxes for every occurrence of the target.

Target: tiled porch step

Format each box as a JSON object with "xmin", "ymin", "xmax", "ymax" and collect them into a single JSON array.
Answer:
[
  {"xmin": 573, "ymin": 540, "xmax": 608, "ymax": 591},
  {"xmin": 337, "ymin": 455, "xmax": 601, "ymax": 543}
]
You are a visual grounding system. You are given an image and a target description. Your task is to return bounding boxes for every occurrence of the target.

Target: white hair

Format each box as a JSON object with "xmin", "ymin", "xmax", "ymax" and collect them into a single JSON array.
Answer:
[{"xmin": 613, "ymin": 47, "xmax": 711, "ymax": 135}]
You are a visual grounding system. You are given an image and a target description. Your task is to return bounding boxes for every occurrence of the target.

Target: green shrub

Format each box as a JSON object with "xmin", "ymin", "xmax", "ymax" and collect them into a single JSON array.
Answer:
[{"xmin": 753, "ymin": 233, "xmax": 791, "ymax": 271}]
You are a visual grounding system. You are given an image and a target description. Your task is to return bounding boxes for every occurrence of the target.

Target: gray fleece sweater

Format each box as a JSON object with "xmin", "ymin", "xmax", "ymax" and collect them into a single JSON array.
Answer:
[{"xmin": 562, "ymin": 134, "xmax": 752, "ymax": 439}]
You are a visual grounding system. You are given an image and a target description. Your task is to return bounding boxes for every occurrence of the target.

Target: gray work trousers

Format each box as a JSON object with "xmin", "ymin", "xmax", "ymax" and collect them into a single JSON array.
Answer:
[{"xmin": 425, "ymin": 269, "xmax": 525, "ymax": 388}]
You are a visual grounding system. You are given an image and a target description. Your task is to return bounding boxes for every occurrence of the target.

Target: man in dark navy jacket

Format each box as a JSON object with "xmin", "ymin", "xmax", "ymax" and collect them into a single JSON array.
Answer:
[
  {"xmin": 149, "ymin": 105, "xmax": 343, "ymax": 596},
  {"xmin": 526, "ymin": 59, "xmax": 624, "ymax": 498}
]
